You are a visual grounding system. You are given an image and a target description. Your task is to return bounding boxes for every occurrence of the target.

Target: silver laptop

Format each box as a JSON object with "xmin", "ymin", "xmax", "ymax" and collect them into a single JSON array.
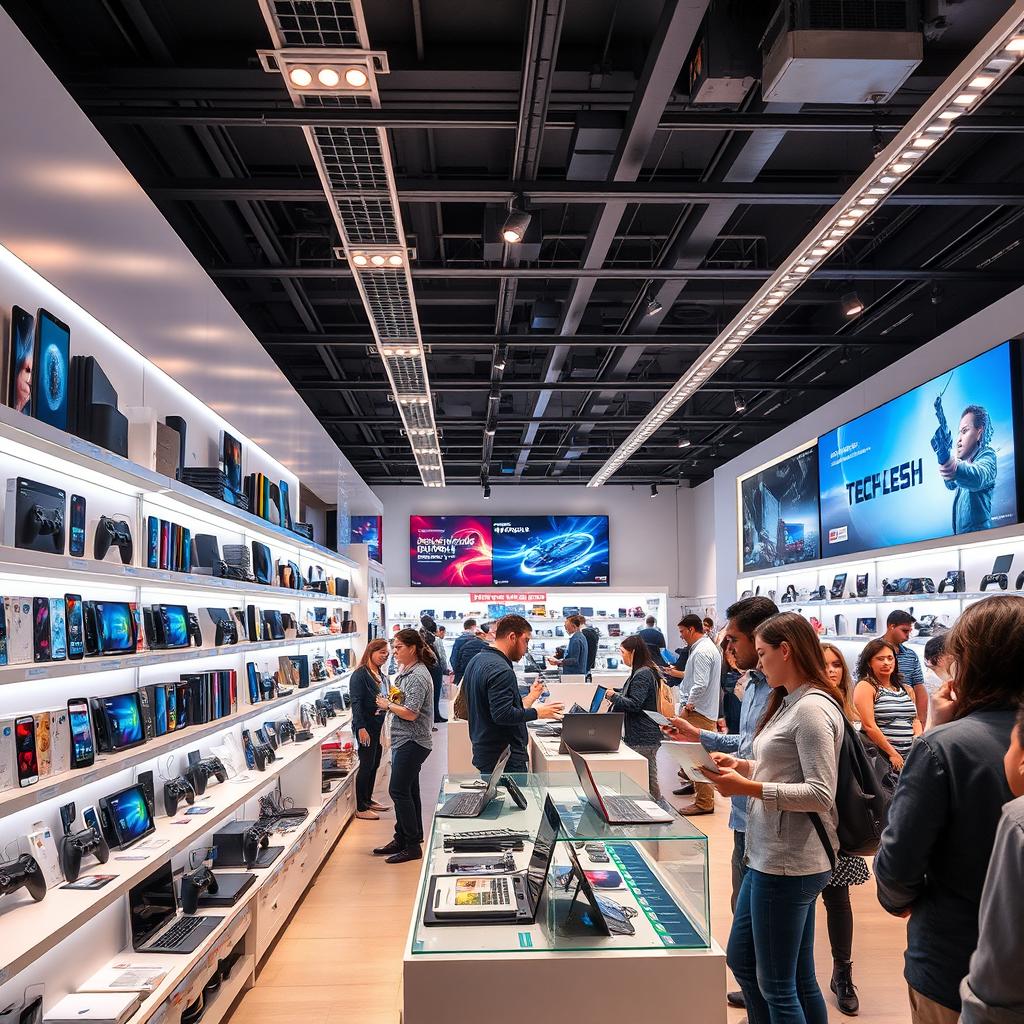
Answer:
[{"xmin": 436, "ymin": 746, "xmax": 511, "ymax": 818}]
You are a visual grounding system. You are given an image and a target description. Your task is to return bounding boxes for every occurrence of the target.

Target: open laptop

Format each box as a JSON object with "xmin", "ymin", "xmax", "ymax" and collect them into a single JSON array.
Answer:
[
  {"xmin": 436, "ymin": 746, "xmax": 511, "ymax": 818},
  {"xmin": 566, "ymin": 745, "xmax": 673, "ymax": 825},
  {"xmin": 532, "ymin": 686, "xmax": 607, "ymax": 736},
  {"xmin": 429, "ymin": 794, "xmax": 561, "ymax": 922},
  {"xmin": 557, "ymin": 711, "xmax": 622, "ymax": 754},
  {"xmin": 129, "ymin": 862, "xmax": 224, "ymax": 953}
]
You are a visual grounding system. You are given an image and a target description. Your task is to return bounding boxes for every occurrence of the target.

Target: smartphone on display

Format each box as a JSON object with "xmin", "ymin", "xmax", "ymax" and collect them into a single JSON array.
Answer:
[
  {"xmin": 65, "ymin": 594, "xmax": 85, "ymax": 659},
  {"xmin": 15, "ymin": 715, "xmax": 39, "ymax": 787},
  {"xmin": 82, "ymin": 805, "xmax": 100, "ymax": 834},
  {"xmin": 146, "ymin": 516, "xmax": 159, "ymax": 569},
  {"xmin": 69, "ymin": 494, "xmax": 86, "ymax": 557},
  {"xmin": 32, "ymin": 596, "xmax": 51, "ymax": 662},
  {"xmin": 67, "ymin": 697, "xmax": 95, "ymax": 769},
  {"xmin": 9, "ymin": 305, "xmax": 35, "ymax": 415},
  {"xmin": 241, "ymin": 728, "xmax": 256, "ymax": 770},
  {"xmin": 49, "ymin": 597, "xmax": 67, "ymax": 660}
]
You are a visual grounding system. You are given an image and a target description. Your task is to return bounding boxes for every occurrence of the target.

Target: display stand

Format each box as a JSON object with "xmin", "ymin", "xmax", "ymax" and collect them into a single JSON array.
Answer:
[{"xmin": 528, "ymin": 733, "xmax": 651, "ymax": 790}]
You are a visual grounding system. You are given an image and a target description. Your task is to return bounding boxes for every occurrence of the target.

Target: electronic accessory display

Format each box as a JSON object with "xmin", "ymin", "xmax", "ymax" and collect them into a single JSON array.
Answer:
[
  {"xmin": 93, "ymin": 692, "xmax": 145, "ymax": 751},
  {"xmin": 32, "ymin": 596, "xmax": 51, "ymax": 662},
  {"xmin": 159, "ymin": 605, "xmax": 190, "ymax": 648},
  {"xmin": 9, "ymin": 304, "xmax": 35, "ymax": 414},
  {"xmin": 829, "ymin": 573, "xmax": 848, "ymax": 599},
  {"xmin": 94, "ymin": 515, "xmax": 133, "ymax": 564},
  {"xmin": 32, "ymin": 308, "xmax": 71, "ymax": 430},
  {"xmin": 100, "ymin": 784, "xmax": 155, "ymax": 849},
  {"xmin": 151, "ymin": 685, "xmax": 168, "ymax": 735},
  {"xmin": 221, "ymin": 431, "xmax": 243, "ymax": 493},
  {"xmin": 9, "ymin": 477, "xmax": 66, "ymax": 554},
  {"xmin": 0, "ymin": 854, "xmax": 46, "ymax": 903},
  {"xmin": 69, "ymin": 494, "xmax": 86, "ymax": 557},
  {"xmin": 67, "ymin": 698, "xmax": 95, "ymax": 769},
  {"xmin": 856, "ymin": 573, "xmax": 869, "ymax": 597},
  {"xmin": 94, "ymin": 601, "xmax": 136, "ymax": 654},
  {"xmin": 146, "ymin": 516, "xmax": 160, "ymax": 569},
  {"xmin": 980, "ymin": 553, "xmax": 1014, "ymax": 591},
  {"xmin": 856, "ymin": 617, "xmax": 877, "ymax": 635},
  {"xmin": 65, "ymin": 593, "xmax": 85, "ymax": 659},
  {"xmin": 938, "ymin": 569, "xmax": 966, "ymax": 593},
  {"xmin": 16, "ymin": 715, "xmax": 39, "ymax": 787},
  {"xmin": 128, "ymin": 861, "xmax": 223, "ymax": 952},
  {"xmin": 49, "ymin": 597, "xmax": 68, "ymax": 660}
]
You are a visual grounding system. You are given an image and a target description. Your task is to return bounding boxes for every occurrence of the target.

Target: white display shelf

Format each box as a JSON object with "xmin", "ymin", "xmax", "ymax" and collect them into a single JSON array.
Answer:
[
  {"xmin": 0, "ymin": 632, "xmax": 356, "ymax": 686},
  {"xmin": 0, "ymin": 671, "xmax": 353, "ymax": 817},
  {"xmin": 0, "ymin": 711, "xmax": 352, "ymax": 987},
  {"xmin": 766, "ymin": 591, "xmax": 982, "ymax": 607},
  {"xmin": 0, "ymin": 404, "xmax": 357, "ymax": 572}
]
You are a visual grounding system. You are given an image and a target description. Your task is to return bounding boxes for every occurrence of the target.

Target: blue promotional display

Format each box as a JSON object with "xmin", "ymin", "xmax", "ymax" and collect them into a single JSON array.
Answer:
[
  {"xmin": 819, "ymin": 342, "xmax": 1020, "ymax": 558},
  {"xmin": 491, "ymin": 516, "xmax": 610, "ymax": 587}
]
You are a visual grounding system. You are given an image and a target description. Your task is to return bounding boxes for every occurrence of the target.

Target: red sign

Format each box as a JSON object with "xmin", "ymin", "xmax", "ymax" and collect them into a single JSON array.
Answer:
[{"xmin": 469, "ymin": 592, "xmax": 548, "ymax": 603}]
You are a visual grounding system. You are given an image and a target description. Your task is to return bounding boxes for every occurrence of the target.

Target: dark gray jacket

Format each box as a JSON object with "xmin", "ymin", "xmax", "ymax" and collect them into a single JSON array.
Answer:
[{"xmin": 607, "ymin": 667, "xmax": 662, "ymax": 748}]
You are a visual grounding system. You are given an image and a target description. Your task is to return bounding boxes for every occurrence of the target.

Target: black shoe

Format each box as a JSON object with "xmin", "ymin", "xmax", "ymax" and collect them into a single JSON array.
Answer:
[
  {"xmin": 385, "ymin": 846, "xmax": 422, "ymax": 864},
  {"xmin": 831, "ymin": 960, "xmax": 859, "ymax": 1016},
  {"xmin": 673, "ymin": 784, "xmax": 695, "ymax": 796},
  {"xmin": 727, "ymin": 991, "xmax": 745, "ymax": 1009},
  {"xmin": 372, "ymin": 839, "xmax": 403, "ymax": 857},
  {"xmin": 436, "ymin": 717, "xmax": 447, "ymax": 723}
]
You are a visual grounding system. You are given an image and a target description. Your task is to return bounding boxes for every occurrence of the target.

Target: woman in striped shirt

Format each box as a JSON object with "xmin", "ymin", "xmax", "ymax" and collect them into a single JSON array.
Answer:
[{"xmin": 854, "ymin": 638, "xmax": 922, "ymax": 773}]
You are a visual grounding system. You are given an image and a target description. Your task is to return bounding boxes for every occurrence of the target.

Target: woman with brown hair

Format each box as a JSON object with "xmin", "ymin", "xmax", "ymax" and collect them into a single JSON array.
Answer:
[
  {"xmin": 854, "ymin": 638, "xmax": 921, "ymax": 775},
  {"xmin": 350, "ymin": 638, "xmax": 391, "ymax": 820},
  {"xmin": 700, "ymin": 612, "xmax": 844, "ymax": 1024},
  {"xmin": 875, "ymin": 595, "xmax": 1024, "ymax": 1024},
  {"xmin": 372, "ymin": 628, "xmax": 435, "ymax": 863}
]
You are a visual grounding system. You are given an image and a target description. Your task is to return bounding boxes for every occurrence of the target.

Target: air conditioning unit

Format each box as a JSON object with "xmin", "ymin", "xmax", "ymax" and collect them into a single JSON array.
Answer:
[
  {"xmin": 762, "ymin": 0, "xmax": 922, "ymax": 104},
  {"xmin": 684, "ymin": 1, "xmax": 767, "ymax": 107}
]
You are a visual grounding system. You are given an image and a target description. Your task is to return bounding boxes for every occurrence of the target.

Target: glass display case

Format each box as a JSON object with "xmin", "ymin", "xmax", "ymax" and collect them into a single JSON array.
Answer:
[{"xmin": 409, "ymin": 772, "xmax": 710, "ymax": 956}]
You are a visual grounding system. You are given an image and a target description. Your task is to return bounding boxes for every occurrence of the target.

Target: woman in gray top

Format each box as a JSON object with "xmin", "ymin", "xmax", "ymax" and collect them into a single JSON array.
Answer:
[
  {"xmin": 373, "ymin": 627, "xmax": 435, "ymax": 864},
  {"xmin": 700, "ymin": 612, "xmax": 844, "ymax": 1024}
]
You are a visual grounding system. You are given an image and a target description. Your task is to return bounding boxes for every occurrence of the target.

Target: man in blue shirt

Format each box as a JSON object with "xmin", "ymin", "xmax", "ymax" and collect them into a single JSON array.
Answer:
[
  {"xmin": 453, "ymin": 621, "xmax": 491, "ymax": 686},
  {"xmin": 664, "ymin": 595, "xmax": 778, "ymax": 1013},
  {"xmin": 547, "ymin": 615, "xmax": 587, "ymax": 676},
  {"xmin": 636, "ymin": 615, "xmax": 667, "ymax": 661},
  {"xmin": 882, "ymin": 610, "xmax": 927, "ymax": 722},
  {"xmin": 449, "ymin": 618, "xmax": 476, "ymax": 681}
]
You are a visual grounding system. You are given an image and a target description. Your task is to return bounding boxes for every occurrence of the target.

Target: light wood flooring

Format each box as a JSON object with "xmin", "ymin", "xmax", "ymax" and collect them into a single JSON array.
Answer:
[{"xmin": 229, "ymin": 722, "xmax": 914, "ymax": 1024}]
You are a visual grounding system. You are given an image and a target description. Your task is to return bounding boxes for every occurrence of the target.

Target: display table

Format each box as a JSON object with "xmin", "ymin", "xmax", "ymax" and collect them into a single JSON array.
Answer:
[
  {"xmin": 529, "ymin": 731, "xmax": 651, "ymax": 790},
  {"xmin": 402, "ymin": 773, "xmax": 726, "ymax": 1024},
  {"xmin": 446, "ymin": 718, "xmax": 476, "ymax": 774}
]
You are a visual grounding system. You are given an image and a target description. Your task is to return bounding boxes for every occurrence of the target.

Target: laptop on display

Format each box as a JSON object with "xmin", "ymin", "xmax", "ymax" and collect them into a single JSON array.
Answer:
[
  {"xmin": 436, "ymin": 746, "xmax": 511, "ymax": 818},
  {"xmin": 566, "ymin": 746, "xmax": 673, "ymax": 825},
  {"xmin": 129, "ymin": 862, "xmax": 223, "ymax": 953},
  {"xmin": 557, "ymin": 711, "xmax": 622, "ymax": 754},
  {"xmin": 531, "ymin": 687, "xmax": 608, "ymax": 737}
]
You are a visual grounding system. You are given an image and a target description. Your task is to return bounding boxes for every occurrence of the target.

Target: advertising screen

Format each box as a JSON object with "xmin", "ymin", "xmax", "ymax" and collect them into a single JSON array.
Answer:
[
  {"xmin": 410, "ymin": 516, "xmax": 493, "ymax": 587},
  {"xmin": 819, "ymin": 342, "xmax": 1019, "ymax": 557},
  {"xmin": 491, "ymin": 516, "xmax": 610, "ymax": 586},
  {"xmin": 739, "ymin": 446, "xmax": 820, "ymax": 572},
  {"xmin": 350, "ymin": 515, "xmax": 382, "ymax": 563}
]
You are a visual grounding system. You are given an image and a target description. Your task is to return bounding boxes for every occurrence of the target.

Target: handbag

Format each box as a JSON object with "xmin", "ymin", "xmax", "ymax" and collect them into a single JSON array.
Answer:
[
  {"xmin": 453, "ymin": 683, "xmax": 469, "ymax": 721},
  {"xmin": 657, "ymin": 681, "xmax": 675, "ymax": 719}
]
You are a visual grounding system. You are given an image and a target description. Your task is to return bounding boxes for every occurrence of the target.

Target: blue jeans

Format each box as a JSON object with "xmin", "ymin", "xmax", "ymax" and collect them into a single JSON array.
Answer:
[{"xmin": 727, "ymin": 867, "xmax": 832, "ymax": 1024}]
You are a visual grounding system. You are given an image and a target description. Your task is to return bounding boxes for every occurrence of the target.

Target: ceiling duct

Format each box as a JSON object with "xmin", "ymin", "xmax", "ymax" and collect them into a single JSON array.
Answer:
[
  {"xmin": 531, "ymin": 299, "xmax": 563, "ymax": 330},
  {"xmin": 566, "ymin": 111, "xmax": 623, "ymax": 181}
]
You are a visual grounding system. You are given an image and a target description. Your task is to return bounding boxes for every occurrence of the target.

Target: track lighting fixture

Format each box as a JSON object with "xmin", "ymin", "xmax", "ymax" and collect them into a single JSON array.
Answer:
[
  {"xmin": 645, "ymin": 294, "xmax": 664, "ymax": 317},
  {"xmin": 841, "ymin": 291, "xmax": 865, "ymax": 317},
  {"xmin": 500, "ymin": 196, "xmax": 532, "ymax": 244},
  {"xmin": 677, "ymin": 436, "xmax": 691, "ymax": 449},
  {"xmin": 734, "ymin": 394, "xmax": 747, "ymax": 414},
  {"xmin": 649, "ymin": 484, "xmax": 658, "ymax": 498}
]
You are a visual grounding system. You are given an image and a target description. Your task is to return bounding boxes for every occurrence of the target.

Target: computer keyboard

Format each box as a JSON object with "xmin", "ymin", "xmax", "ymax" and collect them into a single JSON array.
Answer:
[
  {"xmin": 604, "ymin": 796, "xmax": 649, "ymax": 820},
  {"xmin": 443, "ymin": 828, "xmax": 530, "ymax": 852},
  {"xmin": 478, "ymin": 878, "xmax": 512, "ymax": 906},
  {"xmin": 440, "ymin": 792, "xmax": 484, "ymax": 816},
  {"xmin": 152, "ymin": 915, "xmax": 203, "ymax": 949}
]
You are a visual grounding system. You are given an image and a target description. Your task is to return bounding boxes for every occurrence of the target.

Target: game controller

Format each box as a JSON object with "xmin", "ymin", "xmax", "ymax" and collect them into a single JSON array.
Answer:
[
  {"xmin": 163, "ymin": 776, "xmax": 197, "ymax": 816},
  {"xmin": 1016, "ymin": 570, "xmax": 1024, "ymax": 591},
  {"xmin": 0, "ymin": 854, "xmax": 47, "ymax": 904},
  {"xmin": 980, "ymin": 555, "xmax": 1013, "ymax": 592},
  {"xmin": 780, "ymin": 585, "xmax": 798, "ymax": 604},
  {"xmin": 243, "ymin": 824, "xmax": 270, "ymax": 866},
  {"xmin": 58, "ymin": 825, "xmax": 110, "ymax": 882},
  {"xmin": 94, "ymin": 516, "xmax": 133, "ymax": 564},
  {"xmin": 180, "ymin": 865, "xmax": 218, "ymax": 914},
  {"xmin": 24, "ymin": 505, "xmax": 65, "ymax": 552},
  {"xmin": 276, "ymin": 720, "xmax": 297, "ymax": 744},
  {"xmin": 186, "ymin": 757, "xmax": 227, "ymax": 796},
  {"xmin": 937, "ymin": 570, "xmax": 966, "ymax": 594},
  {"xmin": 187, "ymin": 612, "xmax": 203, "ymax": 647}
]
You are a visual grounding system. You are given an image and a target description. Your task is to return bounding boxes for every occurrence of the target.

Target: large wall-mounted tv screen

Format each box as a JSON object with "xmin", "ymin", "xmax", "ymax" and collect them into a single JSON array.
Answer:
[
  {"xmin": 410, "ymin": 516, "xmax": 493, "ymax": 587},
  {"xmin": 491, "ymin": 516, "xmax": 610, "ymax": 587},
  {"xmin": 350, "ymin": 515, "xmax": 382, "ymax": 563},
  {"xmin": 739, "ymin": 446, "xmax": 821, "ymax": 572},
  {"xmin": 819, "ymin": 341, "xmax": 1019, "ymax": 558}
]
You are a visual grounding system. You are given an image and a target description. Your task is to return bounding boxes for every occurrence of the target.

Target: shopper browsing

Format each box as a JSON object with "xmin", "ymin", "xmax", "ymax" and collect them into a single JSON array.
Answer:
[
  {"xmin": 578, "ymin": 616, "xmax": 600, "ymax": 676},
  {"xmin": 922, "ymin": 634, "xmax": 953, "ymax": 729},
  {"xmin": 605, "ymin": 636, "xmax": 663, "ymax": 799},
  {"xmin": 464, "ymin": 613, "xmax": 563, "ymax": 774},
  {"xmin": 881, "ymin": 610, "xmax": 928, "ymax": 723},
  {"xmin": 703, "ymin": 616, "xmax": 715, "ymax": 636},
  {"xmin": 636, "ymin": 615, "xmax": 667, "ymax": 661},
  {"xmin": 350, "ymin": 638, "xmax": 391, "ymax": 820},
  {"xmin": 854, "ymin": 638, "xmax": 921, "ymax": 775},
  {"xmin": 675, "ymin": 613, "xmax": 723, "ymax": 816},
  {"xmin": 874, "ymin": 595, "xmax": 1023, "ymax": 1024},
  {"xmin": 547, "ymin": 614, "xmax": 587, "ymax": 676},
  {"xmin": 452, "ymin": 619, "xmax": 489, "ymax": 685},
  {"xmin": 699, "ymin": 612, "xmax": 845, "ymax": 1024},
  {"xmin": 420, "ymin": 615, "xmax": 447, "ymax": 726},
  {"xmin": 959, "ymin": 704, "xmax": 1024, "ymax": 1024},
  {"xmin": 373, "ymin": 628, "xmax": 435, "ymax": 864},
  {"xmin": 450, "ymin": 618, "xmax": 477, "ymax": 678}
]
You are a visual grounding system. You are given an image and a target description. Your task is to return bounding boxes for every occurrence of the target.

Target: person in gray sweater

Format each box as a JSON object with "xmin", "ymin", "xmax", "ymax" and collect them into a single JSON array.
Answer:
[
  {"xmin": 960, "ymin": 704, "xmax": 1024, "ymax": 1024},
  {"xmin": 699, "ymin": 611, "xmax": 845, "ymax": 1024}
]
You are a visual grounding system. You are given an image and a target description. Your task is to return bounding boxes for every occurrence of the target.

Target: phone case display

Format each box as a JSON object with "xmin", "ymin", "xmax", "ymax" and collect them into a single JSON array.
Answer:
[{"xmin": 410, "ymin": 773, "xmax": 710, "ymax": 956}]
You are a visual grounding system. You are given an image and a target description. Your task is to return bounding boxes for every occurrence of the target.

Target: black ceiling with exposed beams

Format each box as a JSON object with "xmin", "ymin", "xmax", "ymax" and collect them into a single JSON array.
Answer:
[{"xmin": 4, "ymin": 0, "xmax": 1024, "ymax": 486}]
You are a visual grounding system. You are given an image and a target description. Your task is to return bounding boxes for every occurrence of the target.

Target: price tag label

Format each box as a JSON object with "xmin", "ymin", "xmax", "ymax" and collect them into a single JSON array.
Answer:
[
  {"xmin": 124, "ymin": 566, "xmax": 140, "ymax": 577},
  {"xmin": 107, "ymin": 660, "xmax": 121, "ymax": 670},
  {"xmin": 26, "ymin": 667, "xmax": 46, "ymax": 679},
  {"xmin": 70, "ymin": 559, "xmax": 88, "ymax": 571}
]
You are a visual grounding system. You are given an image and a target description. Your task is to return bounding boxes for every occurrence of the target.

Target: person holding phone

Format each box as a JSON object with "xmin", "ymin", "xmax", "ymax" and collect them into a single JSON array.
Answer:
[
  {"xmin": 350, "ymin": 638, "xmax": 391, "ymax": 820},
  {"xmin": 605, "ymin": 635, "xmax": 663, "ymax": 798},
  {"xmin": 698, "ymin": 611, "xmax": 845, "ymax": 1024}
]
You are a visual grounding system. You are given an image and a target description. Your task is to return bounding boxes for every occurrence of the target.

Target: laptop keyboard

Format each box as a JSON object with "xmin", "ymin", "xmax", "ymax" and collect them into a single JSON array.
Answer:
[
  {"xmin": 152, "ymin": 915, "xmax": 204, "ymax": 949},
  {"xmin": 442, "ymin": 793, "xmax": 484, "ymax": 816},
  {"xmin": 477, "ymin": 878, "xmax": 512, "ymax": 906},
  {"xmin": 604, "ymin": 796, "xmax": 649, "ymax": 820}
]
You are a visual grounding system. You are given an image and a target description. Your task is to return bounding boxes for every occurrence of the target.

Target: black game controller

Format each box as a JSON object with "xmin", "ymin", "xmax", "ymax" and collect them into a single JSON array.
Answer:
[
  {"xmin": 94, "ymin": 516, "xmax": 133, "ymax": 564},
  {"xmin": 186, "ymin": 757, "xmax": 228, "ymax": 796},
  {"xmin": 24, "ymin": 505, "xmax": 65, "ymax": 553},
  {"xmin": 981, "ymin": 573, "xmax": 1009, "ymax": 591},
  {"xmin": 780, "ymin": 584, "xmax": 798, "ymax": 604},
  {"xmin": 1016, "ymin": 570, "xmax": 1024, "ymax": 591},
  {"xmin": 0, "ymin": 854, "xmax": 47, "ymax": 904},
  {"xmin": 164, "ymin": 776, "xmax": 197, "ymax": 816},
  {"xmin": 276, "ymin": 720, "xmax": 297, "ymax": 744},
  {"xmin": 214, "ymin": 619, "xmax": 237, "ymax": 646},
  {"xmin": 187, "ymin": 612, "xmax": 203, "ymax": 648},
  {"xmin": 938, "ymin": 570, "xmax": 966, "ymax": 594},
  {"xmin": 58, "ymin": 826, "xmax": 110, "ymax": 882},
  {"xmin": 180, "ymin": 865, "xmax": 218, "ymax": 914},
  {"xmin": 499, "ymin": 775, "xmax": 528, "ymax": 810},
  {"xmin": 243, "ymin": 824, "xmax": 270, "ymax": 867}
]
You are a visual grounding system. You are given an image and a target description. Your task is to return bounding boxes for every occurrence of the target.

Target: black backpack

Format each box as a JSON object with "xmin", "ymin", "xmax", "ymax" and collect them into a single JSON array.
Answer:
[{"xmin": 807, "ymin": 693, "xmax": 894, "ymax": 865}]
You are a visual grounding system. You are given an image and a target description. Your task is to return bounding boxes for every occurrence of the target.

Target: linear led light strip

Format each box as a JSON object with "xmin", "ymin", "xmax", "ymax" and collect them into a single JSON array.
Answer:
[
  {"xmin": 589, "ymin": 3, "xmax": 1024, "ymax": 488},
  {"xmin": 257, "ymin": 5, "xmax": 444, "ymax": 487}
]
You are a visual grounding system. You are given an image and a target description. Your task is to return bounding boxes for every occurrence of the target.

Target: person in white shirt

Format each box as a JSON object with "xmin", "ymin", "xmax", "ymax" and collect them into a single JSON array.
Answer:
[
  {"xmin": 922, "ymin": 633, "xmax": 952, "ymax": 730},
  {"xmin": 677, "ymin": 613, "xmax": 722, "ymax": 815}
]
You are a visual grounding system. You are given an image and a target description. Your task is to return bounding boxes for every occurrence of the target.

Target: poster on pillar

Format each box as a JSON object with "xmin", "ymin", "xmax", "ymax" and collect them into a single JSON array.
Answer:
[
  {"xmin": 818, "ymin": 341, "xmax": 1020, "ymax": 558},
  {"xmin": 410, "ymin": 516, "xmax": 493, "ymax": 587}
]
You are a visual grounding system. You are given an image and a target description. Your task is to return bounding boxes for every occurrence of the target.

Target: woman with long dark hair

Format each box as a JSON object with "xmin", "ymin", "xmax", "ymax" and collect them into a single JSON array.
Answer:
[
  {"xmin": 350, "ymin": 638, "xmax": 391, "ymax": 820},
  {"xmin": 854, "ymin": 637, "xmax": 921, "ymax": 774},
  {"xmin": 875, "ymin": 595, "xmax": 1024, "ymax": 1024},
  {"xmin": 700, "ymin": 612, "xmax": 845, "ymax": 1024},
  {"xmin": 419, "ymin": 615, "xmax": 447, "ymax": 726},
  {"xmin": 605, "ymin": 635, "xmax": 663, "ymax": 798},
  {"xmin": 373, "ymin": 628, "xmax": 435, "ymax": 863}
]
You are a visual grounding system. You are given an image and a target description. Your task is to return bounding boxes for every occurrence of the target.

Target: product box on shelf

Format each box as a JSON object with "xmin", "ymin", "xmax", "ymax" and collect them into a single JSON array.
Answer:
[
  {"xmin": 49, "ymin": 707, "xmax": 71, "ymax": 776},
  {"xmin": 18, "ymin": 823, "xmax": 62, "ymax": 889},
  {"xmin": 0, "ymin": 717, "xmax": 14, "ymax": 793}
]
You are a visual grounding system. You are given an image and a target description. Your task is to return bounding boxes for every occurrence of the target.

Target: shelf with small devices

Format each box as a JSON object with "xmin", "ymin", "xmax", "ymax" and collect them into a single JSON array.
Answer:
[{"xmin": 345, "ymin": 541, "xmax": 387, "ymax": 646}]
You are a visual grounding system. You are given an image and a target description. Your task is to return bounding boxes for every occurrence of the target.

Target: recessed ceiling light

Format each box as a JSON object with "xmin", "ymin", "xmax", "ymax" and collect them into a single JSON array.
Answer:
[
  {"xmin": 891, "ymin": 162, "xmax": 912, "ymax": 173},
  {"xmin": 821, "ymin": 238, "xmax": 838, "ymax": 248},
  {"xmin": 370, "ymin": 254, "xmax": 386, "ymax": 266},
  {"xmin": 794, "ymin": 265, "xmax": 811, "ymax": 274},
  {"xmin": 345, "ymin": 67, "xmax": 369, "ymax": 88},
  {"xmin": 1006, "ymin": 37, "xmax": 1024, "ymax": 52},
  {"xmin": 859, "ymin": 197, "xmax": 879, "ymax": 206},
  {"xmin": 289, "ymin": 67, "xmax": 313, "ymax": 87},
  {"xmin": 969, "ymin": 75, "xmax": 995, "ymax": 89},
  {"xmin": 387, "ymin": 253, "xmax": 404, "ymax": 267},
  {"xmin": 849, "ymin": 208, "xmax": 867, "ymax": 218},
  {"xmin": 317, "ymin": 68, "xmax": 340, "ymax": 87},
  {"xmin": 811, "ymin": 247, "xmax": 827, "ymax": 256},
  {"xmin": 938, "ymin": 110, "xmax": 961, "ymax": 120},
  {"xmin": 837, "ymin": 218, "xmax": 856, "ymax": 228},
  {"xmin": 912, "ymin": 137, "xmax": 936, "ymax": 149},
  {"xmin": 868, "ymin": 187, "xmax": 887, "ymax": 195},
  {"xmin": 953, "ymin": 92, "xmax": 979, "ymax": 105},
  {"xmin": 352, "ymin": 254, "xmax": 368, "ymax": 267}
]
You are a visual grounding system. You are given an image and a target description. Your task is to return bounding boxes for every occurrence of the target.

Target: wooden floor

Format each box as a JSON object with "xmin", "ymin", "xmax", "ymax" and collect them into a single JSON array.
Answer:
[{"xmin": 230, "ymin": 721, "xmax": 914, "ymax": 1024}]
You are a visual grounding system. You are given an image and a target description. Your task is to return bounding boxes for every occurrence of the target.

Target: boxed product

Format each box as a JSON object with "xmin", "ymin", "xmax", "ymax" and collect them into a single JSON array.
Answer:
[
  {"xmin": 77, "ymin": 961, "xmax": 168, "ymax": 995},
  {"xmin": 4, "ymin": 596, "xmax": 33, "ymax": 664},
  {"xmin": 33, "ymin": 710, "xmax": 52, "ymax": 778},
  {"xmin": 49, "ymin": 706, "xmax": 71, "ymax": 776},
  {"xmin": 19, "ymin": 822, "xmax": 62, "ymax": 888},
  {"xmin": 0, "ymin": 717, "xmax": 15, "ymax": 794}
]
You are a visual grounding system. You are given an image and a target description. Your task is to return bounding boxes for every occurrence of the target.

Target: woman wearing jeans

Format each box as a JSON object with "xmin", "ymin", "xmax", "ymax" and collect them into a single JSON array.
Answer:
[
  {"xmin": 605, "ymin": 635, "xmax": 662, "ymax": 798},
  {"xmin": 372, "ymin": 628, "xmax": 434, "ymax": 864},
  {"xmin": 350, "ymin": 639, "xmax": 390, "ymax": 820},
  {"xmin": 700, "ymin": 612, "xmax": 844, "ymax": 1024}
]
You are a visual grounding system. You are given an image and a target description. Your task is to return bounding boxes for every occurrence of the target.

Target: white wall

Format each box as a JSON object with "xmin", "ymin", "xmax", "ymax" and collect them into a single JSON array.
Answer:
[
  {"xmin": 374, "ymin": 482, "xmax": 697, "ymax": 596},
  {"xmin": 691, "ymin": 479, "xmax": 717, "ymax": 603},
  {"xmin": 711, "ymin": 284, "xmax": 1024, "ymax": 608}
]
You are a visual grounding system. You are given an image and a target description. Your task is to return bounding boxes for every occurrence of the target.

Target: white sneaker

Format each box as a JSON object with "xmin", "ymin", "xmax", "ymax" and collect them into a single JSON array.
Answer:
[{"xmin": 355, "ymin": 809, "xmax": 380, "ymax": 820}]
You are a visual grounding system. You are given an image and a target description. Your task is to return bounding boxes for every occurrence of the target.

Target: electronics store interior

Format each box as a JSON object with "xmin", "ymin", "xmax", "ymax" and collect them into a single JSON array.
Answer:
[{"xmin": 1, "ymin": 3, "xmax": 1024, "ymax": 1024}]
